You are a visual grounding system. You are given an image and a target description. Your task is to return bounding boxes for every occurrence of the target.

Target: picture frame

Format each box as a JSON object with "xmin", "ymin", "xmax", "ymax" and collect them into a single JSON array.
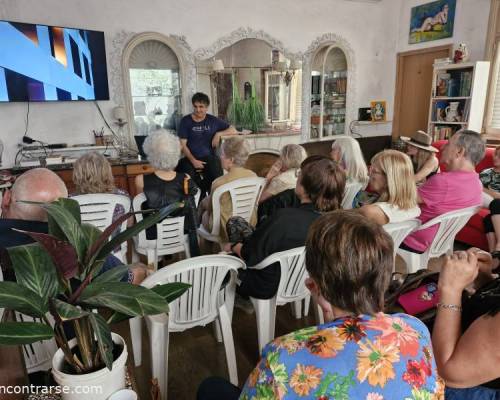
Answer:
[
  {"xmin": 409, "ymin": 0, "xmax": 456, "ymax": 44},
  {"xmin": 370, "ymin": 101, "xmax": 386, "ymax": 122}
]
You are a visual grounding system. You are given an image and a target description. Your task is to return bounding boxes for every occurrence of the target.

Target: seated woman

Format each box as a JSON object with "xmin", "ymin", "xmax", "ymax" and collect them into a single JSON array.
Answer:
[
  {"xmin": 199, "ymin": 211, "xmax": 443, "ymax": 399},
  {"xmin": 200, "ymin": 136, "xmax": 257, "ymax": 242},
  {"xmin": 72, "ymin": 151, "xmax": 129, "ymax": 222},
  {"xmin": 432, "ymin": 248, "xmax": 500, "ymax": 399},
  {"xmin": 135, "ymin": 129, "xmax": 198, "ymax": 240},
  {"xmin": 358, "ymin": 149, "xmax": 421, "ymax": 225},
  {"xmin": 258, "ymin": 144, "xmax": 307, "ymax": 204},
  {"xmin": 225, "ymin": 158, "xmax": 345, "ymax": 300},
  {"xmin": 330, "ymin": 136, "xmax": 369, "ymax": 186},
  {"xmin": 401, "ymin": 131, "xmax": 440, "ymax": 185}
]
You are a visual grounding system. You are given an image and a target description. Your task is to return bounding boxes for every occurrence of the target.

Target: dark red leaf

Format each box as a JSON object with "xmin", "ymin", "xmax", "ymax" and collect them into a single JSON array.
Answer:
[
  {"xmin": 85, "ymin": 211, "xmax": 133, "ymax": 263},
  {"xmin": 14, "ymin": 229, "xmax": 79, "ymax": 279}
]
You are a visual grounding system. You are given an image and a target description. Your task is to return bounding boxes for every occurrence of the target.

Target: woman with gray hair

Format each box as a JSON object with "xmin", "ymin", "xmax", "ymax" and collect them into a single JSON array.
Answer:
[
  {"xmin": 135, "ymin": 129, "xmax": 198, "ymax": 240},
  {"xmin": 200, "ymin": 136, "xmax": 257, "ymax": 242},
  {"xmin": 259, "ymin": 144, "xmax": 307, "ymax": 203}
]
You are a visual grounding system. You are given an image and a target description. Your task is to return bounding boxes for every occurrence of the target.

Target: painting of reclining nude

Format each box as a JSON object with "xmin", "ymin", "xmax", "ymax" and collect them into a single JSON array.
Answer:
[{"xmin": 409, "ymin": 0, "xmax": 456, "ymax": 45}]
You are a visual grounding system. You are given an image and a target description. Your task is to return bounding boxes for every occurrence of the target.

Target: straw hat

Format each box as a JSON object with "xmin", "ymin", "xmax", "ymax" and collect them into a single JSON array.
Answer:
[{"xmin": 400, "ymin": 131, "xmax": 438, "ymax": 153}]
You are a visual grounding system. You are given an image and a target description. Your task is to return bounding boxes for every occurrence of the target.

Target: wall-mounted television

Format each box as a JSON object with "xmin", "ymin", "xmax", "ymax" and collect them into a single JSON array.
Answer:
[{"xmin": 0, "ymin": 20, "xmax": 109, "ymax": 102}]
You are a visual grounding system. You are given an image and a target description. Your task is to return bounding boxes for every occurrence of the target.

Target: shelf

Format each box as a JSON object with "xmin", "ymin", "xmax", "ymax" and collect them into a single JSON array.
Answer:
[
  {"xmin": 433, "ymin": 62, "xmax": 475, "ymax": 70},
  {"xmin": 430, "ymin": 121, "xmax": 467, "ymax": 125},
  {"xmin": 432, "ymin": 96, "xmax": 470, "ymax": 101}
]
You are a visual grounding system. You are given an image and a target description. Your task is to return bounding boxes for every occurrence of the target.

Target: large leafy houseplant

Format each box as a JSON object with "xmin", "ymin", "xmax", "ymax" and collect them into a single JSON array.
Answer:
[
  {"xmin": 242, "ymin": 77, "xmax": 265, "ymax": 133},
  {"xmin": 0, "ymin": 198, "xmax": 190, "ymax": 374}
]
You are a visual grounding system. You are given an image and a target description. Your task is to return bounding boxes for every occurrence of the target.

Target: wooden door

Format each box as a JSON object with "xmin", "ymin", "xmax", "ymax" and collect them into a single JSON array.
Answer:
[{"xmin": 393, "ymin": 45, "xmax": 452, "ymax": 138}]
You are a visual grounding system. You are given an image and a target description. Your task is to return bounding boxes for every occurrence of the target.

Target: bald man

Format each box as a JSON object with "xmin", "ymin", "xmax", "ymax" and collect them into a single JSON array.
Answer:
[{"xmin": 1, "ymin": 168, "xmax": 146, "ymax": 283}]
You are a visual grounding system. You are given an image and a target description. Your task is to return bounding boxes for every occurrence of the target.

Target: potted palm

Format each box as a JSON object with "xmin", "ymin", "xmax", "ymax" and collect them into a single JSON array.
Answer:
[{"xmin": 0, "ymin": 198, "xmax": 190, "ymax": 400}]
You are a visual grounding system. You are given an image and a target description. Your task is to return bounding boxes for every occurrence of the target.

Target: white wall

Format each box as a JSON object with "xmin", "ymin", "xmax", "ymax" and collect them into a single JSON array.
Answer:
[
  {"xmin": 0, "ymin": 0, "xmax": 490, "ymax": 167},
  {"xmin": 397, "ymin": 0, "xmax": 491, "ymax": 60}
]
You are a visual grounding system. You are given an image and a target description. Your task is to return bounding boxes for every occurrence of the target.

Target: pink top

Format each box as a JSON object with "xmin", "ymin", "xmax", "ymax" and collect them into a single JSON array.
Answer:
[{"xmin": 403, "ymin": 170, "xmax": 482, "ymax": 252}]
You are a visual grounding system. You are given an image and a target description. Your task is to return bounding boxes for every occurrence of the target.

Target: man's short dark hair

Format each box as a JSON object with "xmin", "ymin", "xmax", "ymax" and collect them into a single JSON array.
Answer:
[
  {"xmin": 192, "ymin": 92, "xmax": 210, "ymax": 106},
  {"xmin": 306, "ymin": 210, "xmax": 394, "ymax": 315}
]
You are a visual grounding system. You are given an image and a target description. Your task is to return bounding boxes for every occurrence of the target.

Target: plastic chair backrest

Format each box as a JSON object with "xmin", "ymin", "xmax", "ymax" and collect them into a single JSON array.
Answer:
[
  {"xmin": 342, "ymin": 181, "xmax": 364, "ymax": 209},
  {"xmin": 209, "ymin": 177, "xmax": 266, "ymax": 236},
  {"xmin": 420, "ymin": 205, "xmax": 480, "ymax": 259},
  {"xmin": 141, "ymin": 255, "xmax": 246, "ymax": 332},
  {"xmin": 133, "ymin": 193, "xmax": 187, "ymax": 256},
  {"xmin": 72, "ymin": 193, "xmax": 131, "ymax": 230},
  {"xmin": 383, "ymin": 219, "xmax": 421, "ymax": 250},
  {"xmin": 252, "ymin": 247, "xmax": 308, "ymax": 305}
]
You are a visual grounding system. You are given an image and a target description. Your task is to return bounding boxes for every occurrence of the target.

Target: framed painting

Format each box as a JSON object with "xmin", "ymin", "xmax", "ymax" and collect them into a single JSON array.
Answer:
[
  {"xmin": 370, "ymin": 100, "xmax": 386, "ymax": 122},
  {"xmin": 409, "ymin": 0, "xmax": 456, "ymax": 44}
]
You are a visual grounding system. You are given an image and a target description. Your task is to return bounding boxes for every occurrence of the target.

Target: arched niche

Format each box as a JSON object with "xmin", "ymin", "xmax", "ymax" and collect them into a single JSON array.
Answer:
[
  {"xmin": 194, "ymin": 28, "xmax": 303, "ymax": 133},
  {"xmin": 121, "ymin": 32, "xmax": 195, "ymax": 140},
  {"xmin": 302, "ymin": 34, "xmax": 356, "ymax": 142}
]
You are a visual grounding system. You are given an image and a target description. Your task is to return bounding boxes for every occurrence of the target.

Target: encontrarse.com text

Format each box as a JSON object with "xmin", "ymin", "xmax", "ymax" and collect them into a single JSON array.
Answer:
[{"xmin": 0, "ymin": 385, "xmax": 103, "ymax": 395}]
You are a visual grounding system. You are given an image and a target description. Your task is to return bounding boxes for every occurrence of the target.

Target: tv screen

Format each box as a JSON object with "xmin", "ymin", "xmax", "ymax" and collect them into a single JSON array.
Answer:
[{"xmin": 0, "ymin": 20, "xmax": 109, "ymax": 102}]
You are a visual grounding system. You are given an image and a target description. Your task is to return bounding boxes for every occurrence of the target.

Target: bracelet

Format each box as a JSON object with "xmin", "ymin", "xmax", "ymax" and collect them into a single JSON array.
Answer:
[{"xmin": 436, "ymin": 302, "xmax": 462, "ymax": 312}]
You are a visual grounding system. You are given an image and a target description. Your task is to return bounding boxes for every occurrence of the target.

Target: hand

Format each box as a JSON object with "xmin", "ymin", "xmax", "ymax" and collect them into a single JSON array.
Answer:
[
  {"xmin": 191, "ymin": 159, "xmax": 206, "ymax": 170},
  {"xmin": 265, "ymin": 159, "xmax": 282, "ymax": 180},
  {"xmin": 439, "ymin": 250, "xmax": 480, "ymax": 293},
  {"xmin": 468, "ymin": 247, "xmax": 494, "ymax": 275},
  {"xmin": 212, "ymin": 133, "xmax": 221, "ymax": 149}
]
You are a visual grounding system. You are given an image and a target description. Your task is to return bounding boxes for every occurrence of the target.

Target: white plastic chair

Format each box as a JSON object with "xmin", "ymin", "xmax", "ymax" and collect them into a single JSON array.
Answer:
[
  {"xmin": 341, "ymin": 181, "xmax": 364, "ymax": 209},
  {"xmin": 383, "ymin": 219, "xmax": 421, "ymax": 268},
  {"xmin": 397, "ymin": 206, "xmax": 480, "ymax": 273},
  {"xmin": 247, "ymin": 246, "xmax": 308, "ymax": 352},
  {"xmin": 129, "ymin": 255, "xmax": 245, "ymax": 399},
  {"xmin": 132, "ymin": 193, "xmax": 191, "ymax": 270},
  {"xmin": 72, "ymin": 193, "xmax": 131, "ymax": 263},
  {"xmin": 197, "ymin": 177, "xmax": 265, "ymax": 246}
]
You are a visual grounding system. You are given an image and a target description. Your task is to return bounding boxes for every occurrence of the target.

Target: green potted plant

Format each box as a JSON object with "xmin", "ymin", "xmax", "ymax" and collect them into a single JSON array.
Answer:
[
  {"xmin": 0, "ymin": 198, "xmax": 190, "ymax": 400},
  {"xmin": 242, "ymin": 77, "xmax": 265, "ymax": 133},
  {"xmin": 227, "ymin": 72, "xmax": 245, "ymax": 131}
]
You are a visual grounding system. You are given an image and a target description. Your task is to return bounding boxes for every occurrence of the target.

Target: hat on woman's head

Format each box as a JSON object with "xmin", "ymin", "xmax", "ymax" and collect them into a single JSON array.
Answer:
[{"xmin": 400, "ymin": 131, "xmax": 438, "ymax": 153}]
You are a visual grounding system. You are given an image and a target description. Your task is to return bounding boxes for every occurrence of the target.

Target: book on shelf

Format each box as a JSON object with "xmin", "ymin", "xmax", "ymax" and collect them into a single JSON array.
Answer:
[
  {"xmin": 431, "ymin": 125, "xmax": 459, "ymax": 142},
  {"xmin": 436, "ymin": 73, "xmax": 451, "ymax": 97},
  {"xmin": 459, "ymin": 71, "xmax": 472, "ymax": 97}
]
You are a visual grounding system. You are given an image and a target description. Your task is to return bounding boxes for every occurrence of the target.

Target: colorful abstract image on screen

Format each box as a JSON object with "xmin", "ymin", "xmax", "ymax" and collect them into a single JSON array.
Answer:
[{"xmin": 0, "ymin": 20, "xmax": 109, "ymax": 102}]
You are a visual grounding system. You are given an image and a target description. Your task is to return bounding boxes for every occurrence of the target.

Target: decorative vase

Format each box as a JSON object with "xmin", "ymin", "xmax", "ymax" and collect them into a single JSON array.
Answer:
[
  {"xmin": 52, "ymin": 333, "xmax": 128, "ymax": 400},
  {"xmin": 445, "ymin": 102, "xmax": 460, "ymax": 122}
]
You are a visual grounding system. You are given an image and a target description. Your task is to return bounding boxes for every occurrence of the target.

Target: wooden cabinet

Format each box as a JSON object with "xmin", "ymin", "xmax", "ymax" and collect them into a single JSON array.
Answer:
[{"xmin": 52, "ymin": 162, "xmax": 152, "ymax": 196}]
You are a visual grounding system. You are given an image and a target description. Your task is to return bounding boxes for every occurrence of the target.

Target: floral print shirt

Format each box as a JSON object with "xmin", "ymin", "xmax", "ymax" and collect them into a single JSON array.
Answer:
[{"xmin": 240, "ymin": 313, "xmax": 444, "ymax": 400}]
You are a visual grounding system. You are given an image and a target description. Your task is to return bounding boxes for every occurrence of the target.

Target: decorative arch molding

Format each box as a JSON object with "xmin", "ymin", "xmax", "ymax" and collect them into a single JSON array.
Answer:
[
  {"xmin": 109, "ymin": 30, "xmax": 197, "ymax": 140},
  {"xmin": 193, "ymin": 27, "xmax": 301, "ymax": 61},
  {"xmin": 301, "ymin": 33, "xmax": 357, "ymax": 142}
]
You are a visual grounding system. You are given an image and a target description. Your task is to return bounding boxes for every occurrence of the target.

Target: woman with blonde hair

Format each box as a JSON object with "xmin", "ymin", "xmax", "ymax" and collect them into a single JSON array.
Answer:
[
  {"xmin": 72, "ymin": 152, "xmax": 129, "ymax": 221},
  {"xmin": 359, "ymin": 149, "xmax": 420, "ymax": 224},
  {"xmin": 259, "ymin": 144, "xmax": 307, "ymax": 203},
  {"xmin": 200, "ymin": 136, "xmax": 257, "ymax": 241},
  {"xmin": 330, "ymin": 136, "xmax": 369, "ymax": 186}
]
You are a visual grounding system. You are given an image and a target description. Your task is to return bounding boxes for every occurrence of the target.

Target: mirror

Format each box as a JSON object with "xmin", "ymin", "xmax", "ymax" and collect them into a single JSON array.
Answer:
[{"xmin": 196, "ymin": 38, "xmax": 302, "ymax": 133}]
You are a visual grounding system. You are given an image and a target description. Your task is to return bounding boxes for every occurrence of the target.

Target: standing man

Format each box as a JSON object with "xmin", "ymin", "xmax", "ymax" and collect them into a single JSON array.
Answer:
[{"xmin": 177, "ymin": 92, "xmax": 236, "ymax": 196}]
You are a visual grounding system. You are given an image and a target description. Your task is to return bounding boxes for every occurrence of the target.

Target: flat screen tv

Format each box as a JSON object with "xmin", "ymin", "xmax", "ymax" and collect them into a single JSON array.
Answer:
[{"xmin": 0, "ymin": 20, "xmax": 109, "ymax": 102}]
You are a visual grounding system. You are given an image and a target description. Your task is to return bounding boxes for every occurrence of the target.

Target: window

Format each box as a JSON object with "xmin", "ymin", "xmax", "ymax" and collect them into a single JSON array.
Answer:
[
  {"xmin": 123, "ymin": 36, "xmax": 183, "ymax": 138},
  {"xmin": 484, "ymin": 0, "xmax": 500, "ymax": 135},
  {"xmin": 264, "ymin": 71, "xmax": 291, "ymax": 122}
]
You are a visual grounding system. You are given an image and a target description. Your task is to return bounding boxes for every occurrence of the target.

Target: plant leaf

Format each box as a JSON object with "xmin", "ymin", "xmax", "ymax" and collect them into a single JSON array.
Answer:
[
  {"xmin": 80, "ymin": 282, "xmax": 168, "ymax": 317},
  {"xmin": 0, "ymin": 322, "xmax": 54, "ymax": 345},
  {"xmin": 7, "ymin": 243, "xmax": 60, "ymax": 308},
  {"xmin": 14, "ymin": 230, "xmax": 79, "ymax": 279},
  {"xmin": 42, "ymin": 200, "xmax": 86, "ymax": 261},
  {"xmin": 85, "ymin": 212, "xmax": 132, "ymax": 264},
  {"xmin": 45, "ymin": 198, "xmax": 80, "ymax": 240},
  {"xmin": 107, "ymin": 282, "xmax": 191, "ymax": 324},
  {"xmin": 91, "ymin": 264, "xmax": 129, "ymax": 284},
  {"xmin": 0, "ymin": 282, "xmax": 46, "ymax": 317},
  {"xmin": 52, "ymin": 299, "xmax": 88, "ymax": 321},
  {"xmin": 81, "ymin": 223, "xmax": 103, "ymax": 251},
  {"xmin": 87, "ymin": 313, "xmax": 113, "ymax": 371},
  {"xmin": 151, "ymin": 282, "xmax": 191, "ymax": 304},
  {"xmin": 91, "ymin": 202, "xmax": 182, "ymax": 265}
]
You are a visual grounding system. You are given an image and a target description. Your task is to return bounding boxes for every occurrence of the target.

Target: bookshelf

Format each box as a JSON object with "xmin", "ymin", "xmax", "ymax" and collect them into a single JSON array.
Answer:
[{"xmin": 428, "ymin": 61, "xmax": 490, "ymax": 142}]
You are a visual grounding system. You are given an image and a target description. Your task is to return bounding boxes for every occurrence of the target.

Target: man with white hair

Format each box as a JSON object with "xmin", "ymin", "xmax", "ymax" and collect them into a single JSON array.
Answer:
[{"xmin": 1, "ymin": 168, "xmax": 145, "ymax": 283}]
